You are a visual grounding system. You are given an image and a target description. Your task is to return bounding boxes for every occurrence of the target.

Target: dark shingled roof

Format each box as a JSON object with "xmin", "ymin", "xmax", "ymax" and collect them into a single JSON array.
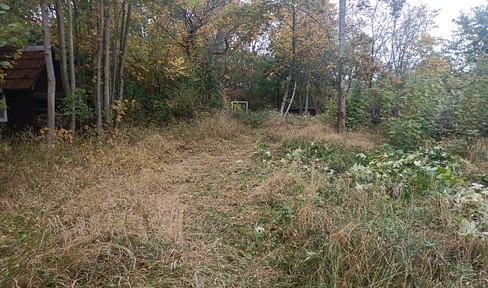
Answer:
[{"xmin": 0, "ymin": 46, "xmax": 45, "ymax": 91}]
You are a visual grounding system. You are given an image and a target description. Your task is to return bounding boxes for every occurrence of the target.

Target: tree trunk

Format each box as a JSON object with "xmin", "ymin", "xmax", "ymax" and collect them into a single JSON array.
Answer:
[
  {"xmin": 117, "ymin": 3, "xmax": 131, "ymax": 103},
  {"xmin": 284, "ymin": 81, "xmax": 297, "ymax": 119},
  {"xmin": 41, "ymin": 0, "xmax": 56, "ymax": 147},
  {"xmin": 278, "ymin": 2, "xmax": 298, "ymax": 126},
  {"xmin": 68, "ymin": 0, "xmax": 76, "ymax": 133},
  {"xmin": 112, "ymin": 1, "xmax": 125, "ymax": 101},
  {"xmin": 96, "ymin": 0, "xmax": 103, "ymax": 132},
  {"xmin": 103, "ymin": 0, "xmax": 111, "ymax": 124},
  {"xmin": 298, "ymin": 81, "xmax": 303, "ymax": 115},
  {"xmin": 278, "ymin": 74, "xmax": 292, "ymax": 126},
  {"xmin": 337, "ymin": 0, "xmax": 346, "ymax": 134},
  {"xmin": 291, "ymin": 2, "xmax": 297, "ymax": 90},
  {"xmin": 73, "ymin": 0, "xmax": 83, "ymax": 88},
  {"xmin": 304, "ymin": 67, "xmax": 310, "ymax": 116},
  {"xmin": 55, "ymin": 0, "xmax": 71, "ymax": 103},
  {"xmin": 114, "ymin": 3, "xmax": 132, "ymax": 127},
  {"xmin": 292, "ymin": 3, "xmax": 296, "ymax": 74},
  {"xmin": 312, "ymin": 82, "xmax": 320, "ymax": 113}
]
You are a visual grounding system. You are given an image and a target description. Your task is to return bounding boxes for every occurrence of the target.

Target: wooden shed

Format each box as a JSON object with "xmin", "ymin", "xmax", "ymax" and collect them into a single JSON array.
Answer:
[{"xmin": 0, "ymin": 45, "xmax": 65, "ymax": 129}]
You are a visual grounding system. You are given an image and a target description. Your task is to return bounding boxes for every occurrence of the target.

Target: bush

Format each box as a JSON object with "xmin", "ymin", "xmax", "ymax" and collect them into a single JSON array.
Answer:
[
  {"xmin": 59, "ymin": 88, "xmax": 93, "ymax": 127},
  {"xmin": 382, "ymin": 59, "xmax": 451, "ymax": 149},
  {"xmin": 346, "ymin": 81, "xmax": 370, "ymax": 128},
  {"xmin": 124, "ymin": 62, "xmax": 223, "ymax": 125}
]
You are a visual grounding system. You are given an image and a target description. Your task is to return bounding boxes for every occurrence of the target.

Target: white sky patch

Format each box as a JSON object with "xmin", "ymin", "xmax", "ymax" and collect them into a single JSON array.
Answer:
[
  {"xmin": 329, "ymin": 0, "xmax": 487, "ymax": 40},
  {"xmin": 409, "ymin": 0, "xmax": 487, "ymax": 40}
]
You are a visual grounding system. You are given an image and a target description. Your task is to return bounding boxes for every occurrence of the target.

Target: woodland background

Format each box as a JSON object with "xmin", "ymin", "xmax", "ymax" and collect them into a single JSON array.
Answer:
[
  {"xmin": 0, "ymin": 0, "xmax": 487, "ymax": 148},
  {"xmin": 1, "ymin": 0, "xmax": 488, "ymax": 287}
]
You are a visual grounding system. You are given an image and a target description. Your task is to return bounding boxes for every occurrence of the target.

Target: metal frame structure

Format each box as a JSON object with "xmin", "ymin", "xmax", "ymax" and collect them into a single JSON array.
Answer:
[{"xmin": 231, "ymin": 101, "xmax": 249, "ymax": 114}]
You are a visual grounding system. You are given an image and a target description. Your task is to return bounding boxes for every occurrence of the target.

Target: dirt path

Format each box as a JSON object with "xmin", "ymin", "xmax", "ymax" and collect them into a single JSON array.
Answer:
[{"xmin": 162, "ymin": 134, "xmax": 274, "ymax": 287}]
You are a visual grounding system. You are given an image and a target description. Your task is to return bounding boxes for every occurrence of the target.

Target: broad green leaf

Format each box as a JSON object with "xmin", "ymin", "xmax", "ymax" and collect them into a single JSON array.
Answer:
[
  {"xmin": 8, "ymin": 22, "xmax": 22, "ymax": 28},
  {"xmin": 243, "ymin": 251, "xmax": 252, "ymax": 260}
]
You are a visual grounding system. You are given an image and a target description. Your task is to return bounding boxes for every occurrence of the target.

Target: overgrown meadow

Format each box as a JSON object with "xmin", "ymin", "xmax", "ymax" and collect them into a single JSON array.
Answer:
[{"xmin": 0, "ymin": 113, "xmax": 487, "ymax": 287}]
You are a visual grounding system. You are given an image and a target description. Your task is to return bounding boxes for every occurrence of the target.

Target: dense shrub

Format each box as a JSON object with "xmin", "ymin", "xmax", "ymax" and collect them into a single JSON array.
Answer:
[
  {"xmin": 125, "ymin": 63, "xmax": 223, "ymax": 125},
  {"xmin": 343, "ymin": 56, "xmax": 488, "ymax": 150}
]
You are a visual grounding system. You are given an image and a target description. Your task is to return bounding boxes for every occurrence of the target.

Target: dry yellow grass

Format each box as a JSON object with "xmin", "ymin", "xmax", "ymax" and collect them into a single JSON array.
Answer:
[
  {"xmin": 0, "ymin": 114, "xmax": 271, "ymax": 287},
  {"xmin": 1, "ymin": 113, "xmax": 486, "ymax": 287},
  {"xmin": 267, "ymin": 116, "xmax": 382, "ymax": 151}
]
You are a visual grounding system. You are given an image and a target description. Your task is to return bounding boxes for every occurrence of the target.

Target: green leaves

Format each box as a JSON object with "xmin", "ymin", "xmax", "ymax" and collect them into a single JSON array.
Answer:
[
  {"xmin": 451, "ymin": 4, "xmax": 488, "ymax": 63},
  {"xmin": 59, "ymin": 89, "xmax": 93, "ymax": 122},
  {"xmin": 8, "ymin": 22, "xmax": 21, "ymax": 28},
  {"xmin": 243, "ymin": 251, "xmax": 253, "ymax": 260},
  {"xmin": 454, "ymin": 183, "xmax": 488, "ymax": 238},
  {"xmin": 0, "ymin": 3, "xmax": 24, "ymax": 49},
  {"xmin": 0, "ymin": 61, "xmax": 11, "ymax": 68},
  {"xmin": 0, "ymin": 3, "xmax": 9, "ymax": 13},
  {"xmin": 349, "ymin": 146, "xmax": 464, "ymax": 196}
]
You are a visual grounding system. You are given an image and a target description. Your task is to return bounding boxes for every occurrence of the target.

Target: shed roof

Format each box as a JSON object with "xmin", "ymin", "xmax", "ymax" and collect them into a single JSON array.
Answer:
[{"xmin": 0, "ymin": 46, "xmax": 45, "ymax": 91}]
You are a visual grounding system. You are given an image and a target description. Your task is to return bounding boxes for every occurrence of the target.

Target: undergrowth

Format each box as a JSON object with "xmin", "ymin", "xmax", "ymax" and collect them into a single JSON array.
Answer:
[{"xmin": 0, "ymin": 113, "xmax": 487, "ymax": 287}]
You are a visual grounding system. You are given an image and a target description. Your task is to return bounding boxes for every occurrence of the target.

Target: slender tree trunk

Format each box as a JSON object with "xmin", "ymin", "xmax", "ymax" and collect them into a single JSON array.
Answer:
[
  {"xmin": 369, "ymin": 13, "xmax": 375, "ymax": 89},
  {"xmin": 290, "ymin": 3, "xmax": 298, "ymax": 116},
  {"xmin": 292, "ymin": 3, "xmax": 296, "ymax": 73},
  {"xmin": 278, "ymin": 74, "xmax": 292, "ymax": 125},
  {"xmin": 55, "ymin": 0, "xmax": 71, "ymax": 102},
  {"xmin": 276, "ymin": 87, "xmax": 280, "ymax": 109},
  {"xmin": 299, "ymin": 81, "xmax": 303, "ymax": 115},
  {"xmin": 117, "ymin": 3, "xmax": 131, "ymax": 102},
  {"xmin": 278, "ymin": 2, "xmax": 298, "ymax": 126},
  {"xmin": 305, "ymin": 66, "xmax": 310, "ymax": 116},
  {"xmin": 96, "ymin": 0, "xmax": 103, "ymax": 132},
  {"xmin": 291, "ymin": 2, "xmax": 297, "ymax": 88},
  {"xmin": 73, "ymin": 0, "xmax": 82, "ymax": 88},
  {"xmin": 103, "ymin": 0, "xmax": 111, "ymax": 124},
  {"xmin": 312, "ymin": 82, "xmax": 320, "ymax": 113},
  {"xmin": 41, "ymin": 0, "xmax": 56, "ymax": 147},
  {"xmin": 112, "ymin": 1, "xmax": 124, "ymax": 101},
  {"xmin": 114, "ymin": 3, "xmax": 132, "ymax": 128},
  {"xmin": 68, "ymin": 0, "xmax": 76, "ymax": 133},
  {"xmin": 391, "ymin": 19, "xmax": 397, "ymax": 74},
  {"xmin": 284, "ymin": 81, "xmax": 297, "ymax": 119},
  {"xmin": 337, "ymin": 0, "xmax": 346, "ymax": 134}
]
